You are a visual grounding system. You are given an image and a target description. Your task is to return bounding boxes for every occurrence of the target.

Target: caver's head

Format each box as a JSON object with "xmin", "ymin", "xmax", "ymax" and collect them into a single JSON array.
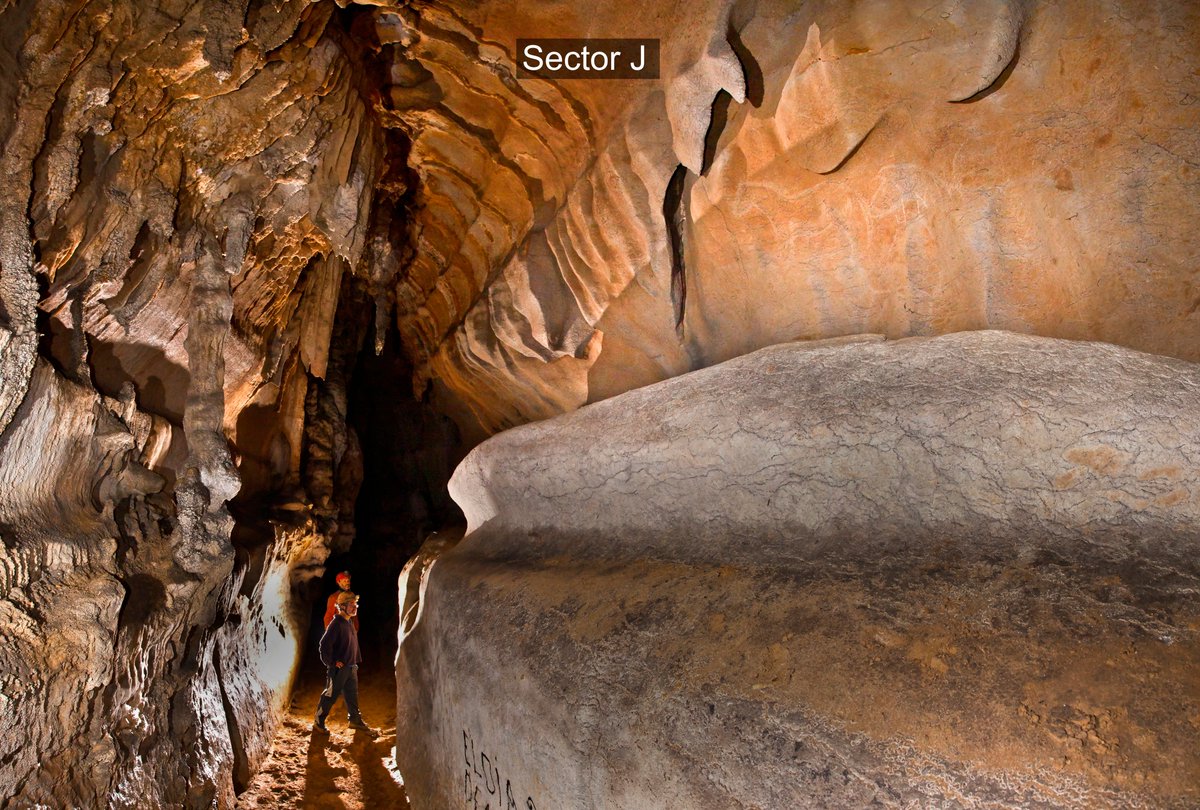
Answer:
[
  {"xmin": 336, "ymin": 590, "xmax": 359, "ymax": 617},
  {"xmin": 336, "ymin": 571, "xmax": 351, "ymax": 590}
]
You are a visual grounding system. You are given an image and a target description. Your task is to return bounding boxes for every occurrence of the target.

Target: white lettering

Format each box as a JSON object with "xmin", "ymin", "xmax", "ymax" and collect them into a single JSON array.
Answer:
[
  {"xmin": 630, "ymin": 44, "xmax": 645, "ymax": 72},
  {"xmin": 518, "ymin": 41, "xmax": 654, "ymax": 76},
  {"xmin": 522, "ymin": 44, "xmax": 543, "ymax": 71}
]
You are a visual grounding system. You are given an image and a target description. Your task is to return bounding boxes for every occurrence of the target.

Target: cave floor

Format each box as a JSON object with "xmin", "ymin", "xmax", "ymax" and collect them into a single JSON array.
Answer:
[{"xmin": 236, "ymin": 663, "xmax": 410, "ymax": 809}]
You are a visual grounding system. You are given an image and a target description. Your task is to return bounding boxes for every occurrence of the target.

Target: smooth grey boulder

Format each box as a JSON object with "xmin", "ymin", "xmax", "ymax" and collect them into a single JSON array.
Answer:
[{"xmin": 396, "ymin": 331, "xmax": 1200, "ymax": 809}]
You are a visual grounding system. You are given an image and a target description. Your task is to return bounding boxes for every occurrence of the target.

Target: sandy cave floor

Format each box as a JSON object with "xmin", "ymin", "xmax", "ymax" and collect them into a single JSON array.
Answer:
[{"xmin": 236, "ymin": 663, "xmax": 411, "ymax": 809}]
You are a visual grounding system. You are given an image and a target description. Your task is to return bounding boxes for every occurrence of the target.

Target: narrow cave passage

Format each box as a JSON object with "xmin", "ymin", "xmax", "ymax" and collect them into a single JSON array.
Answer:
[
  {"xmin": 312, "ymin": 327, "xmax": 465, "ymax": 671},
  {"xmin": 237, "ymin": 325, "xmax": 465, "ymax": 809},
  {"xmin": 2, "ymin": 0, "xmax": 1197, "ymax": 806}
]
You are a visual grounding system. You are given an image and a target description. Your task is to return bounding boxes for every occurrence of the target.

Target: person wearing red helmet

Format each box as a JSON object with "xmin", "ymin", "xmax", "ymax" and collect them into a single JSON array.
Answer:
[{"xmin": 323, "ymin": 571, "xmax": 359, "ymax": 631}]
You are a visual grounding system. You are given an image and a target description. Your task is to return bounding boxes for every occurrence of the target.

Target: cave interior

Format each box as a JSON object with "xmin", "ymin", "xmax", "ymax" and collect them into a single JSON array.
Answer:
[{"xmin": 0, "ymin": 0, "xmax": 1197, "ymax": 807}]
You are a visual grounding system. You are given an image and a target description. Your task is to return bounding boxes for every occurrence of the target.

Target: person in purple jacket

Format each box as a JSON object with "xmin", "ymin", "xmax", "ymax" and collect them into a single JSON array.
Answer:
[{"xmin": 314, "ymin": 591, "xmax": 378, "ymax": 737}]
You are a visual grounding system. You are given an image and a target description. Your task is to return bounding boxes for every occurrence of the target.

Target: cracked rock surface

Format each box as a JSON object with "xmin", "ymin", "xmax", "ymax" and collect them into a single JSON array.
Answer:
[
  {"xmin": 0, "ymin": 0, "xmax": 1197, "ymax": 805},
  {"xmin": 397, "ymin": 332, "xmax": 1200, "ymax": 808}
]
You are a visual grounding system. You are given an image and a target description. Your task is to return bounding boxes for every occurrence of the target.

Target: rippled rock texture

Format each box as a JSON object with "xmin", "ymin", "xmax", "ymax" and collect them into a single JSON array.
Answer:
[
  {"xmin": 397, "ymin": 332, "xmax": 1200, "ymax": 809},
  {"xmin": 1, "ymin": 0, "xmax": 1197, "ymax": 806},
  {"xmin": 0, "ymin": 1, "xmax": 386, "ymax": 805},
  {"xmin": 387, "ymin": 0, "xmax": 1200, "ymax": 435}
]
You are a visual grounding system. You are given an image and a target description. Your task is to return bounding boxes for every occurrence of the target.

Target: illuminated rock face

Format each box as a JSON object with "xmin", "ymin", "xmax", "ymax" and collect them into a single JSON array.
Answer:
[
  {"xmin": 1, "ymin": 0, "xmax": 1197, "ymax": 805},
  {"xmin": 386, "ymin": 0, "xmax": 1200, "ymax": 435},
  {"xmin": 0, "ymin": 1, "xmax": 379, "ymax": 805},
  {"xmin": 397, "ymin": 332, "xmax": 1200, "ymax": 809}
]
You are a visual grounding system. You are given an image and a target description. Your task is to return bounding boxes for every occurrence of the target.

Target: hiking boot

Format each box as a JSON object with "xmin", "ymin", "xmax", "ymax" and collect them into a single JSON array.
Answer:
[
  {"xmin": 313, "ymin": 718, "xmax": 329, "ymax": 734},
  {"xmin": 348, "ymin": 719, "xmax": 378, "ymax": 738}
]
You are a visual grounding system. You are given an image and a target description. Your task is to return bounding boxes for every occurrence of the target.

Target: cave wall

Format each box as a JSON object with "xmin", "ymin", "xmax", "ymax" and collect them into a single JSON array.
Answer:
[
  {"xmin": 383, "ymin": 0, "xmax": 1199, "ymax": 435},
  {"xmin": 399, "ymin": 332, "xmax": 1200, "ymax": 808},
  {"xmin": 0, "ymin": 0, "xmax": 1197, "ymax": 805},
  {"xmin": 0, "ymin": 0, "xmax": 395, "ymax": 805}
]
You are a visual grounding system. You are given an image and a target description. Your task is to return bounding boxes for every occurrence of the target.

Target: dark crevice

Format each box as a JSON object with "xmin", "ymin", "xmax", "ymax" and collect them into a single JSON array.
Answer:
[
  {"xmin": 0, "ymin": 278, "xmax": 10, "ymax": 328},
  {"xmin": 701, "ymin": 90, "xmax": 735, "ymax": 176},
  {"xmin": 951, "ymin": 41, "xmax": 1021, "ymax": 104},
  {"xmin": 113, "ymin": 500, "xmax": 138, "ymax": 570},
  {"xmin": 212, "ymin": 646, "xmax": 250, "ymax": 794},
  {"xmin": 69, "ymin": 288, "xmax": 90, "ymax": 384},
  {"xmin": 33, "ymin": 267, "xmax": 74, "ymax": 380},
  {"xmin": 726, "ymin": 22, "xmax": 764, "ymax": 107},
  {"xmin": 663, "ymin": 164, "xmax": 689, "ymax": 334},
  {"xmin": 697, "ymin": 18, "xmax": 762, "ymax": 177},
  {"xmin": 297, "ymin": 271, "xmax": 374, "ymax": 548},
  {"xmin": 305, "ymin": 317, "xmax": 464, "ymax": 672},
  {"xmin": 116, "ymin": 573, "xmax": 167, "ymax": 631},
  {"xmin": 230, "ymin": 521, "xmax": 271, "ymax": 600}
]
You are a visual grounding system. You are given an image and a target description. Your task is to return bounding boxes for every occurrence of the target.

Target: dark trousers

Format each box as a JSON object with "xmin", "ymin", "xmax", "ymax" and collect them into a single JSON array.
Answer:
[{"xmin": 316, "ymin": 664, "xmax": 362, "ymax": 723}]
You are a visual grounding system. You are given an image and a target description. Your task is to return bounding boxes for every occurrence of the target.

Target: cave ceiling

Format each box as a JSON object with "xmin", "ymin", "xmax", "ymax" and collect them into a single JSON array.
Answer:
[
  {"xmin": 0, "ymin": 0, "xmax": 1197, "ymax": 805},
  {"xmin": 5, "ymin": 0, "xmax": 1196, "ymax": 446}
]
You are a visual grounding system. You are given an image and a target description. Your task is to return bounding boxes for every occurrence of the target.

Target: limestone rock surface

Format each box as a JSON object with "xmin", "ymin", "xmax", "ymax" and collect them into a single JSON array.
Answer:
[
  {"xmin": 1, "ymin": 0, "xmax": 1198, "ymax": 804},
  {"xmin": 397, "ymin": 331, "xmax": 1200, "ymax": 808},
  {"xmin": 0, "ymin": 1, "xmax": 384, "ymax": 804},
  {"xmin": 383, "ymin": 0, "xmax": 1200, "ymax": 436}
]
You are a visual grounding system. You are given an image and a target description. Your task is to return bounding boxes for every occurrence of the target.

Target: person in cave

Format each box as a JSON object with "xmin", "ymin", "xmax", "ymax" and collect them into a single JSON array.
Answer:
[
  {"xmin": 323, "ymin": 570, "xmax": 359, "ymax": 630},
  {"xmin": 314, "ymin": 591, "xmax": 378, "ymax": 738}
]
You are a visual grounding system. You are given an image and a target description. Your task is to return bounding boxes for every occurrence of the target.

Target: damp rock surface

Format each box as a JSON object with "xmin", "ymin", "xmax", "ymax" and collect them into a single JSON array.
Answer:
[{"xmin": 397, "ymin": 332, "xmax": 1200, "ymax": 809}]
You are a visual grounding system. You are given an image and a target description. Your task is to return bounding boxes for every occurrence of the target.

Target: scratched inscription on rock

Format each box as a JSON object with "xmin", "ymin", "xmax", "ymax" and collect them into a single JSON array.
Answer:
[{"xmin": 463, "ymin": 728, "xmax": 538, "ymax": 810}]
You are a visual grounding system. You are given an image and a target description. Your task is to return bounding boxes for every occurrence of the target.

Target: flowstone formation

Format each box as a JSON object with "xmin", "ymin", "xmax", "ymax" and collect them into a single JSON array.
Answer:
[
  {"xmin": 397, "ymin": 332, "xmax": 1200, "ymax": 809},
  {"xmin": 0, "ymin": 1, "xmax": 398, "ymax": 805}
]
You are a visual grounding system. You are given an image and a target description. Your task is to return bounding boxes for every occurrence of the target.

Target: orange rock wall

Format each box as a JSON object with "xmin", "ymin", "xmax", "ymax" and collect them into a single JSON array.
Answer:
[{"xmin": 386, "ymin": 0, "xmax": 1199, "ymax": 435}]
